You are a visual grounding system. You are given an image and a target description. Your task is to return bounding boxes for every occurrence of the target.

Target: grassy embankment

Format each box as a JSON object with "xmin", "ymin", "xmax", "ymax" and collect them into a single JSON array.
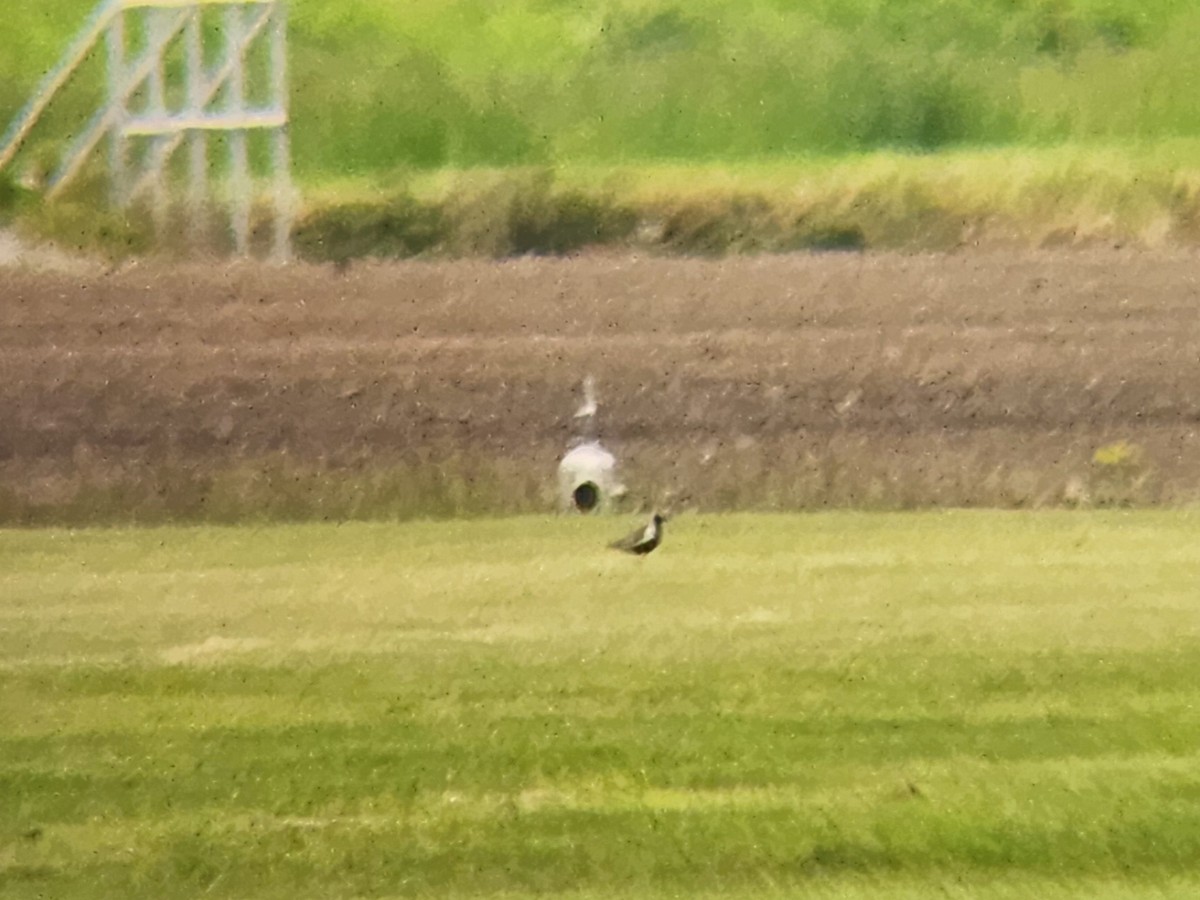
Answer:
[
  {"xmin": 7, "ymin": 1, "xmax": 1200, "ymax": 256},
  {"xmin": 3, "ymin": 511, "xmax": 1200, "ymax": 897}
]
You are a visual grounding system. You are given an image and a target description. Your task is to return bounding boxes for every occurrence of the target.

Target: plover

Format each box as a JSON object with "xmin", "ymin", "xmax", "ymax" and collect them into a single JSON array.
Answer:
[{"xmin": 609, "ymin": 513, "xmax": 666, "ymax": 555}]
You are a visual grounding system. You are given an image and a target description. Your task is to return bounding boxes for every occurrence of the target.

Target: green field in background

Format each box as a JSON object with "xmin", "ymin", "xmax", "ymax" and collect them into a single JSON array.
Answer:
[
  {"xmin": 11, "ymin": 2, "xmax": 1200, "ymax": 255},
  {"xmin": 7, "ymin": 0, "xmax": 1200, "ymax": 177},
  {"xmin": 4, "ymin": 511, "xmax": 1200, "ymax": 897}
]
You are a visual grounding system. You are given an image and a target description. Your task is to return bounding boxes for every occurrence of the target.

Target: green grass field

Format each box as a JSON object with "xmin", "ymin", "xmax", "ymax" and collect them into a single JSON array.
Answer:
[{"xmin": 4, "ymin": 511, "xmax": 1200, "ymax": 898}]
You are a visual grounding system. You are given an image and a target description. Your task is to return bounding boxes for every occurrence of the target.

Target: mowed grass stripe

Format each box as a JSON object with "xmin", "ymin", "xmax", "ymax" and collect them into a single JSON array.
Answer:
[{"xmin": 2, "ymin": 511, "xmax": 1200, "ymax": 898}]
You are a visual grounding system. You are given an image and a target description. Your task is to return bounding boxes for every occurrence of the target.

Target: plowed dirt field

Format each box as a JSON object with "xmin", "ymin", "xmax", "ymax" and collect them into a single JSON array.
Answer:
[{"xmin": 3, "ymin": 249, "xmax": 1200, "ymax": 519}]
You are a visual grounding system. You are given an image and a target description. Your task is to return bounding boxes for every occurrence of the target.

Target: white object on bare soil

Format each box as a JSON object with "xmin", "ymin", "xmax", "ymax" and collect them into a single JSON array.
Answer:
[{"xmin": 0, "ymin": 228, "xmax": 102, "ymax": 274}]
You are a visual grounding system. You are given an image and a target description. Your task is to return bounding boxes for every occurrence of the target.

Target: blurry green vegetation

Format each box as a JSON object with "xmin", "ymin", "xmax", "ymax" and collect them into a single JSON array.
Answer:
[
  {"xmin": 9, "ymin": 1, "xmax": 1200, "ymax": 255},
  {"xmin": 282, "ymin": 0, "xmax": 1200, "ymax": 170},
  {"xmin": 6, "ymin": 1, "xmax": 1200, "ymax": 175},
  {"xmin": 293, "ymin": 145, "xmax": 1200, "ymax": 258}
]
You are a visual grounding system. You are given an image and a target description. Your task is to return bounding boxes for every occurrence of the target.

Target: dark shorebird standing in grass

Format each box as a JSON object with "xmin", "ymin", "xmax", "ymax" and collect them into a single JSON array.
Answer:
[{"xmin": 609, "ymin": 513, "xmax": 667, "ymax": 555}]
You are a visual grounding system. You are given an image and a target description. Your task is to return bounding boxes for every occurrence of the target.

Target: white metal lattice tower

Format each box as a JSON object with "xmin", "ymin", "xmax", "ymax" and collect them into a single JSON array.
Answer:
[{"xmin": 0, "ymin": 0, "xmax": 294, "ymax": 261}]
